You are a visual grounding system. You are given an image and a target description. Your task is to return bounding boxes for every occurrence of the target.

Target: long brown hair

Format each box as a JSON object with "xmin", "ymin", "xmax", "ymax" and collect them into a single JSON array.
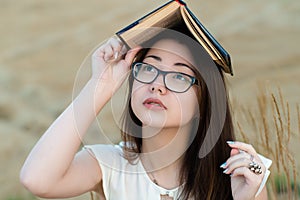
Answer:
[{"xmin": 120, "ymin": 29, "xmax": 235, "ymax": 199}]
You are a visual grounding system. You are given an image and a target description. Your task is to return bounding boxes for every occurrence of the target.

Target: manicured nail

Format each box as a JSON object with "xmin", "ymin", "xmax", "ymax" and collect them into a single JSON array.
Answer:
[
  {"xmin": 114, "ymin": 52, "xmax": 119, "ymax": 59},
  {"xmin": 220, "ymin": 162, "xmax": 227, "ymax": 168},
  {"xmin": 226, "ymin": 141, "xmax": 235, "ymax": 145},
  {"xmin": 223, "ymin": 169, "xmax": 229, "ymax": 174}
]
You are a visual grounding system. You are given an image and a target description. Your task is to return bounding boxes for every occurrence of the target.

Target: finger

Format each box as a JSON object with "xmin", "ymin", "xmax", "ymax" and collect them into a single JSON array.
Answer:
[
  {"xmin": 231, "ymin": 166, "xmax": 252, "ymax": 178},
  {"xmin": 231, "ymin": 167, "xmax": 262, "ymax": 200},
  {"xmin": 124, "ymin": 47, "xmax": 142, "ymax": 65},
  {"xmin": 221, "ymin": 149, "xmax": 250, "ymax": 169},
  {"xmin": 103, "ymin": 45, "xmax": 114, "ymax": 61},
  {"xmin": 231, "ymin": 166, "xmax": 263, "ymax": 186},
  {"xmin": 220, "ymin": 153, "xmax": 252, "ymax": 174},
  {"xmin": 223, "ymin": 156, "xmax": 254, "ymax": 175},
  {"xmin": 109, "ymin": 37, "xmax": 123, "ymax": 52},
  {"xmin": 227, "ymin": 141, "xmax": 262, "ymax": 162},
  {"xmin": 223, "ymin": 155, "xmax": 266, "ymax": 177},
  {"xmin": 120, "ymin": 44, "xmax": 128, "ymax": 55},
  {"xmin": 116, "ymin": 44, "xmax": 129, "ymax": 59},
  {"xmin": 92, "ymin": 45, "xmax": 105, "ymax": 59},
  {"xmin": 230, "ymin": 148, "xmax": 239, "ymax": 156},
  {"xmin": 109, "ymin": 37, "xmax": 126, "ymax": 59},
  {"xmin": 93, "ymin": 38, "xmax": 123, "ymax": 62}
]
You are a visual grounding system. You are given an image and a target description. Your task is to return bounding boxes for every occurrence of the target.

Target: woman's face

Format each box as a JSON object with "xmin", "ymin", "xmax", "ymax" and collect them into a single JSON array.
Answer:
[{"xmin": 131, "ymin": 39, "xmax": 199, "ymax": 129}]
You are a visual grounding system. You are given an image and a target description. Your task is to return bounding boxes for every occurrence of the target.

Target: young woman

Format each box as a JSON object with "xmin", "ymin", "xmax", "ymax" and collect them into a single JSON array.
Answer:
[{"xmin": 20, "ymin": 30, "xmax": 271, "ymax": 199}]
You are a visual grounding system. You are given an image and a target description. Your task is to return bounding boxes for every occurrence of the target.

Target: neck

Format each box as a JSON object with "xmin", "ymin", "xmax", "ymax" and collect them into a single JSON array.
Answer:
[
  {"xmin": 142, "ymin": 126, "xmax": 178, "ymax": 152},
  {"xmin": 140, "ymin": 124, "xmax": 193, "ymax": 189},
  {"xmin": 141, "ymin": 123, "xmax": 192, "ymax": 152}
]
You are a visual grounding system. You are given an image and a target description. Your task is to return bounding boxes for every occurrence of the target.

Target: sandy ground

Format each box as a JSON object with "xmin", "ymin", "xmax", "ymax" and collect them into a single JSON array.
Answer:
[{"xmin": 0, "ymin": 0, "xmax": 299, "ymax": 199}]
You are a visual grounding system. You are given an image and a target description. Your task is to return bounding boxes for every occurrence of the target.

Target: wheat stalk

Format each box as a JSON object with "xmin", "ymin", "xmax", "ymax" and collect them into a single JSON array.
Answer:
[
  {"xmin": 272, "ymin": 94, "xmax": 285, "ymax": 142},
  {"xmin": 278, "ymin": 86, "xmax": 287, "ymax": 121},
  {"xmin": 247, "ymin": 108, "xmax": 261, "ymax": 150},
  {"xmin": 272, "ymin": 94, "xmax": 284, "ymax": 161},
  {"xmin": 286, "ymin": 151, "xmax": 297, "ymax": 199},
  {"xmin": 257, "ymin": 92, "xmax": 271, "ymax": 152},
  {"xmin": 235, "ymin": 85, "xmax": 299, "ymax": 199},
  {"xmin": 271, "ymin": 93, "xmax": 294, "ymax": 198},
  {"xmin": 237, "ymin": 121, "xmax": 249, "ymax": 143},
  {"xmin": 286, "ymin": 102, "xmax": 291, "ymax": 143}
]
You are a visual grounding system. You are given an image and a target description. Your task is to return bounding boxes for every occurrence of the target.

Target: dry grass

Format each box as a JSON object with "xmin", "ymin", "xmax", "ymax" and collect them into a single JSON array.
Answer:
[{"xmin": 234, "ymin": 85, "xmax": 299, "ymax": 200}]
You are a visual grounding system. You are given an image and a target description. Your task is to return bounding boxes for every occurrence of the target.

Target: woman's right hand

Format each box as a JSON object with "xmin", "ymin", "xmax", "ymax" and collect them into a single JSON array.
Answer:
[
  {"xmin": 91, "ymin": 36, "xmax": 141, "ymax": 91},
  {"xmin": 20, "ymin": 37, "xmax": 141, "ymax": 198}
]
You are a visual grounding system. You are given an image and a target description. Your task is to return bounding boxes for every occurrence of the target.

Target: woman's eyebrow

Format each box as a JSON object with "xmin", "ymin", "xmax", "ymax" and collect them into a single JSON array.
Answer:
[
  {"xmin": 144, "ymin": 55, "xmax": 161, "ymax": 61},
  {"xmin": 145, "ymin": 55, "xmax": 193, "ymax": 71},
  {"xmin": 174, "ymin": 62, "xmax": 192, "ymax": 69}
]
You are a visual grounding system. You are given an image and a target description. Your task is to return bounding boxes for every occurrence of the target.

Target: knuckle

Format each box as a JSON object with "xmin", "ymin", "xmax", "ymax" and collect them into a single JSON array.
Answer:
[
  {"xmin": 246, "ymin": 144, "xmax": 253, "ymax": 149},
  {"xmin": 243, "ymin": 157, "xmax": 249, "ymax": 163}
]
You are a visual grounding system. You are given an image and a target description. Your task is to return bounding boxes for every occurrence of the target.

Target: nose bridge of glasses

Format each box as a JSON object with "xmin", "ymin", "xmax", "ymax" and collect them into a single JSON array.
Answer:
[{"xmin": 152, "ymin": 70, "xmax": 166, "ymax": 86}]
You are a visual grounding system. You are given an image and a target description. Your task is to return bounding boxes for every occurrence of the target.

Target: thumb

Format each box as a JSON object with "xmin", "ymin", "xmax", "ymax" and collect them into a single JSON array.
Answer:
[
  {"xmin": 124, "ymin": 46, "xmax": 142, "ymax": 65},
  {"xmin": 230, "ymin": 148, "xmax": 239, "ymax": 156}
]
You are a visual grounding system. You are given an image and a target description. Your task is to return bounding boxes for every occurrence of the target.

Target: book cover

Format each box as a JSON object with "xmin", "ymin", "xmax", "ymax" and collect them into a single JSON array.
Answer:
[{"xmin": 116, "ymin": 0, "xmax": 233, "ymax": 75}]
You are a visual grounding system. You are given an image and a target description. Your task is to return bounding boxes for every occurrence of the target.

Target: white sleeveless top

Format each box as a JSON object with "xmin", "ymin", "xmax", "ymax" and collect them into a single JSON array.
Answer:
[
  {"xmin": 84, "ymin": 144, "xmax": 183, "ymax": 200},
  {"xmin": 84, "ymin": 144, "xmax": 272, "ymax": 200}
]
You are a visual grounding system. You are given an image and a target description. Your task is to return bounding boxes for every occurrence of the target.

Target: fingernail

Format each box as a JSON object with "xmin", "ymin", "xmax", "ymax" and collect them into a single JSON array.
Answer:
[
  {"xmin": 226, "ymin": 141, "xmax": 235, "ymax": 145},
  {"xmin": 114, "ymin": 52, "xmax": 119, "ymax": 59},
  {"xmin": 223, "ymin": 169, "xmax": 229, "ymax": 174},
  {"xmin": 220, "ymin": 162, "xmax": 227, "ymax": 168}
]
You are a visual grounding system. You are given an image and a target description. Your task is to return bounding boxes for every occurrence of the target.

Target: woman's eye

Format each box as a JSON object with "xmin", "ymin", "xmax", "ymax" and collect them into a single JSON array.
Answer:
[
  {"xmin": 174, "ymin": 74, "xmax": 189, "ymax": 82},
  {"xmin": 142, "ymin": 65, "xmax": 156, "ymax": 73}
]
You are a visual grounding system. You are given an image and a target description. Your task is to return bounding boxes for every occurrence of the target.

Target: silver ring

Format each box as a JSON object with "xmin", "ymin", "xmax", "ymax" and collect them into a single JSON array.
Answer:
[{"xmin": 249, "ymin": 162, "xmax": 262, "ymax": 175}]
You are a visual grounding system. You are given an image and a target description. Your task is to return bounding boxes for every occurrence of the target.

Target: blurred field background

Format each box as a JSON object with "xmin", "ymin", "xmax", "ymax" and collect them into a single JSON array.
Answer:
[{"xmin": 0, "ymin": 0, "xmax": 299, "ymax": 199}]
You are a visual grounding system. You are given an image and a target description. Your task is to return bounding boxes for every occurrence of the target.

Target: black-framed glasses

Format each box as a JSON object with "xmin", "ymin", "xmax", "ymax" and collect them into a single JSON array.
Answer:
[{"xmin": 132, "ymin": 62, "xmax": 198, "ymax": 93}]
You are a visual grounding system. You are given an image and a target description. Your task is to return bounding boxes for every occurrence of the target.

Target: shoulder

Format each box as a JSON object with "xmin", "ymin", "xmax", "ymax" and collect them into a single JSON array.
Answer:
[
  {"xmin": 84, "ymin": 144, "xmax": 122, "ymax": 155},
  {"xmin": 83, "ymin": 142, "xmax": 139, "ymax": 168},
  {"xmin": 83, "ymin": 144, "xmax": 123, "ymax": 166},
  {"xmin": 83, "ymin": 143, "xmax": 141, "ymax": 172}
]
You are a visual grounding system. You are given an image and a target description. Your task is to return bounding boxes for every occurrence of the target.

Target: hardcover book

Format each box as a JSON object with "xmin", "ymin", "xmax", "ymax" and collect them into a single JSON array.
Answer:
[{"xmin": 116, "ymin": 0, "xmax": 233, "ymax": 75}]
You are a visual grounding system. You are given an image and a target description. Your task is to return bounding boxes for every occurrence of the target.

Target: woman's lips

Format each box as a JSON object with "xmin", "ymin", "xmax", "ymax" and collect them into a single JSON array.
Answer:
[{"xmin": 143, "ymin": 98, "xmax": 167, "ymax": 110}]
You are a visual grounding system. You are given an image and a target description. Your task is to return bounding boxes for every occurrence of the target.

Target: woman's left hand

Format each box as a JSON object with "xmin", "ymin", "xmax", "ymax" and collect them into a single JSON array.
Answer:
[{"xmin": 221, "ymin": 141, "xmax": 266, "ymax": 200}]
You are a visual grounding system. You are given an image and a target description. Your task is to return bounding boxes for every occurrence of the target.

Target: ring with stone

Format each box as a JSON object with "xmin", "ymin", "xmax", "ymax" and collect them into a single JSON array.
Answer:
[{"xmin": 249, "ymin": 162, "xmax": 262, "ymax": 175}]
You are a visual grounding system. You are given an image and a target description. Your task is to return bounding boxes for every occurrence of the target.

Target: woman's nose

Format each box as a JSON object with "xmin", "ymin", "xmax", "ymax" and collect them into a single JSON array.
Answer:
[{"xmin": 149, "ymin": 75, "xmax": 167, "ymax": 94}]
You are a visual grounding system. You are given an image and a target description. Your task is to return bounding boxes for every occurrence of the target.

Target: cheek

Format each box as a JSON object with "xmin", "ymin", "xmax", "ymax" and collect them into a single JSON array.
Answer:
[
  {"xmin": 172, "ymin": 91, "xmax": 199, "ymax": 125},
  {"xmin": 187, "ymin": 88, "xmax": 200, "ymax": 118},
  {"xmin": 131, "ymin": 83, "xmax": 140, "ymax": 110},
  {"xmin": 132, "ymin": 80, "xmax": 146, "ymax": 94},
  {"xmin": 130, "ymin": 81, "xmax": 146, "ymax": 115},
  {"xmin": 182, "ymin": 99, "xmax": 198, "ymax": 121}
]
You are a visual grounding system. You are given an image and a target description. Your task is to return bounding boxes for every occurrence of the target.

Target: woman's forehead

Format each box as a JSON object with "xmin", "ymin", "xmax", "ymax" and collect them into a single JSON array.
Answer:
[
  {"xmin": 149, "ymin": 39, "xmax": 193, "ymax": 59},
  {"xmin": 144, "ymin": 39, "xmax": 196, "ymax": 72}
]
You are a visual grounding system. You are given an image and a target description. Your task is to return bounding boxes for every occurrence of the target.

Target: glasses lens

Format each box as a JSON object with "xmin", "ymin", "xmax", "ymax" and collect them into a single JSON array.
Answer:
[
  {"xmin": 133, "ymin": 63, "xmax": 157, "ymax": 83},
  {"xmin": 165, "ymin": 73, "xmax": 193, "ymax": 92},
  {"xmin": 132, "ymin": 62, "xmax": 195, "ymax": 93}
]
